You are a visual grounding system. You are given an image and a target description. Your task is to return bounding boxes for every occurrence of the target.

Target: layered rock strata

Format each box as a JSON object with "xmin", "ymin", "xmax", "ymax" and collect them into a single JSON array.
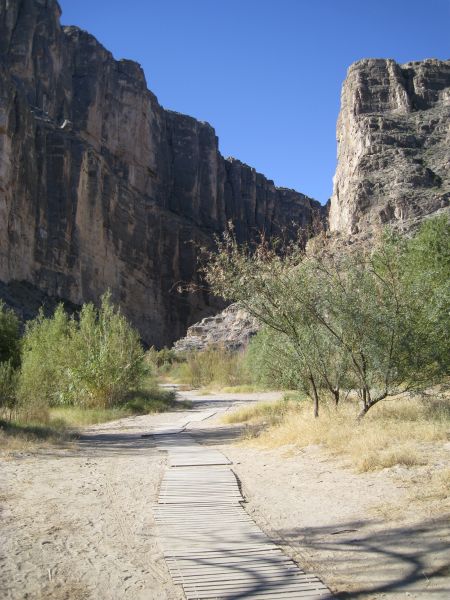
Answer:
[
  {"xmin": 173, "ymin": 304, "xmax": 258, "ymax": 353},
  {"xmin": 0, "ymin": 0, "xmax": 320, "ymax": 346},
  {"xmin": 329, "ymin": 58, "xmax": 450, "ymax": 236}
]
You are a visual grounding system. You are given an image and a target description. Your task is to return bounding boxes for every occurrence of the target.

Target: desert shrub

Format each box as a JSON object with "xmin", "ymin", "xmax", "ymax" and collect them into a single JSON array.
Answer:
[
  {"xmin": 0, "ymin": 301, "xmax": 21, "ymax": 367},
  {"xmin": 18, "ymin": 293, "xmax": 145, "ymax": 415},
  {"xmin": 0, "ymin": 360, "xmax": 19, "ymax": 416},
  {"xmin": 65, "ymin": 295, "xmax": 145, "ymax": 408},
  {"xmin": 169, "ymin": 347, "xmax": 251, "ymax": 389},
  {"xmin": 146, "ymin": 346, "xmax": 182, "ymax": 374},
  {"xmin": 18, "ymin": 304, "xmax": 71, "ymax": 421},
  {"xmin": 0, "ymin": 303, "xmax": 21, "ymax": 417},
  {"xmin": 123, "ymin": 385, "xmax": 177, "ymax": 413}
]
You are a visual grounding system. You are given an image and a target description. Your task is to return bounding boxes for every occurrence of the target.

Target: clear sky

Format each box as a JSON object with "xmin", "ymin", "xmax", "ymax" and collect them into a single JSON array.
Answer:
[{"xmin": 58, "ymin": 0, "xmax": 449, "ymax": 204}]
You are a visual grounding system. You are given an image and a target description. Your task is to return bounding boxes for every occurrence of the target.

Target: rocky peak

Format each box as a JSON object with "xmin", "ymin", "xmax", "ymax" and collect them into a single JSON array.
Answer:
[{"xmin": 329, "ymin": 57, "xmax": 450, "ymax": 236}]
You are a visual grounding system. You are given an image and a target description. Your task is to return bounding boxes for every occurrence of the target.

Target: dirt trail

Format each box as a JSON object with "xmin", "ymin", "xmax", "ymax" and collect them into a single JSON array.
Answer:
[
  {"xmin": 1, "ymin": 390, "xmax": 449, "ymax": 599},
  {"xmin": 0, "ymin": 411, "xmax": 188, "ymax": 600}
]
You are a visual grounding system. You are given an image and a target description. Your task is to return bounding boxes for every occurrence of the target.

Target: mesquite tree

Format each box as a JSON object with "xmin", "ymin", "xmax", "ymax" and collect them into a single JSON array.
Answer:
[{"xmin": 203, "ymin": 216, "xmax": 449, "ymax": 418}]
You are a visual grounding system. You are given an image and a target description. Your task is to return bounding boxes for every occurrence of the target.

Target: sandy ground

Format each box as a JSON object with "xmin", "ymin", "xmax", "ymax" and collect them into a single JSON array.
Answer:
[
  {"xmin": 1, "ymin": 390, "xmax": 449, "ymax": 599},
  {"xmin": 0, "ymin": 411, "xmax": 188, "ymax": 600}
]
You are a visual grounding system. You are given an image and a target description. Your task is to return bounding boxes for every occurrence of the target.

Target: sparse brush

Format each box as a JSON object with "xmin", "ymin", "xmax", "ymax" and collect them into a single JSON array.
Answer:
[
  {"xmin": 224, "ymin": 394, "xmax": 449, "ymax": 472},
  {"xmin": 145, "ymin": 347, "xmax": 182, "ymax": 374},
  {"xmin": 222, "ymin": 398, "xmax": 295, "ymax": 425},
  {"xmin": 165, "ymin": 347, "xmax": 252, "ymax": 389}
]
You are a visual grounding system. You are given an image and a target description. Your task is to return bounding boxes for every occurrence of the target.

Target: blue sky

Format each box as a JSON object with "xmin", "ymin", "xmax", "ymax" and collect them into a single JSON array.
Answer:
[{"xmin": 59, "ymin": 0, "xmax": 450, "ymax": 204}]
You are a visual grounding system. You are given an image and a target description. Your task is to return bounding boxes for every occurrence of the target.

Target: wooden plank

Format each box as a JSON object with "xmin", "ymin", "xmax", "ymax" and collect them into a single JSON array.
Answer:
[{"xmin": 153, "ymin": 424, "xmax": 333, "ymax": 600}]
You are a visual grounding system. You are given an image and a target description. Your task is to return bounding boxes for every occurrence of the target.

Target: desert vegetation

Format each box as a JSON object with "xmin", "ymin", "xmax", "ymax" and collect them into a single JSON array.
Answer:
[
  {"xmin": 0, "ymin": 294, "xmax": 176, "ymax": 448},
  {"xmin": 157, "ymin": 345, "xmax": 264, "ymax": 391},
  {"xmin": 223, "ymin": 391, "xmax": 449, "ymax": 473},
  {"xmin": 204, "ymin": 215, "xmax": 449, "ymax": 418}
]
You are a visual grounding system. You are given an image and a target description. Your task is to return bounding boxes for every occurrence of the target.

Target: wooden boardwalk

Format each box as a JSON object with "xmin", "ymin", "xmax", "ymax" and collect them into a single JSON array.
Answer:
[{"xmin": 153, "ymin": 414, "xmax": 333, "ymax": 599}]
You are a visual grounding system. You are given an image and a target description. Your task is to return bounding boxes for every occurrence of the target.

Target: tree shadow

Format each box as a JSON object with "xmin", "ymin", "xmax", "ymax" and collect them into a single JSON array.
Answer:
[
  {"xmin": 152, "ymin": 525, "xmax": 334, "ymax": 598},
  {"xmin": 271, "ymin": 517, "xmax": 450, "ymax": 598},
  {"xmin": 186, "ymin": 423, "xmax": 246, "ymax": 445}
]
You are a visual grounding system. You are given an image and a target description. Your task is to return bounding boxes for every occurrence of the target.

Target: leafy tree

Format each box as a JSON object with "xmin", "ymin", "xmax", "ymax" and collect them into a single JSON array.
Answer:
[
  {"xmin": 204, "ymin": 217, "xmax": 450, "ymax": 418},
  {"xmin": 203, "ymin": 231, "xmax": 346, "ymax": 415},
  {"xmin": 402, "ymin": 215, "xmax": 450, "ymax": 379}
]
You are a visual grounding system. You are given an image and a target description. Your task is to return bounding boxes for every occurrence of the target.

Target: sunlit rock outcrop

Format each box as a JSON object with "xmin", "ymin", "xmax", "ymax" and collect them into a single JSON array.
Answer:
[{"xmin": 329, "ymin": 58, "xmax": 450, "ymax": 235}]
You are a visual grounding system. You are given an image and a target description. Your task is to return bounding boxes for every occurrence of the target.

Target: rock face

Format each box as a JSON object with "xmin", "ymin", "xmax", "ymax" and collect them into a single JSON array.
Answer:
[
  {"xmin": 329, "ymin": 58, "xmax": 450, "ymax": 236},
  {"xmin": 0, "ymin": 0, "xmax": 321, "ymax": 347},
  {"xmin": 173, "ymin": 304, "xmax": 258, "ymax": 353}
]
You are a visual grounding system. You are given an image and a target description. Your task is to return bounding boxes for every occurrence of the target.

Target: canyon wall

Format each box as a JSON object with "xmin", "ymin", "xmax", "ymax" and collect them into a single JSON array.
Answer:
[
  {"xmin": 329, "ymin": 58, "xmax": 450, "ymax": 236},
  {"xmin": 0, "ymin": 0, "xmax": 320, "ymax": 346}
]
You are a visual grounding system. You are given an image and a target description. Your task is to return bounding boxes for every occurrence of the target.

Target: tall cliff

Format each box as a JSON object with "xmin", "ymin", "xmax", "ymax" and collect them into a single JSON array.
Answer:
[
  {"xmin": 0, "ymin": 0, "xmax": 320, "ymax": 346},
  {"xmin": 329, "ymin": 58, "xmax": 450, "ymax": 236}
]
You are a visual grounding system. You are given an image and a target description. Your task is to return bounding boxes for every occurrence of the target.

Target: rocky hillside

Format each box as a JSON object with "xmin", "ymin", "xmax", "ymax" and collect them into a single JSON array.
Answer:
[
  {"xmin": 329, "ymin": 58, "xmax": 450, "ymax": 236},
  {"xmin": 0, "ymin": 0, "xmax": 320, "ymax": 347}
]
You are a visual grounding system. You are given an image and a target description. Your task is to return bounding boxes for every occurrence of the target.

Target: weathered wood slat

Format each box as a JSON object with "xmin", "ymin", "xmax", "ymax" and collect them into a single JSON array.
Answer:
[{"xmin": 152, "ymin": 413, "xmax": 333, "ymax": 600}]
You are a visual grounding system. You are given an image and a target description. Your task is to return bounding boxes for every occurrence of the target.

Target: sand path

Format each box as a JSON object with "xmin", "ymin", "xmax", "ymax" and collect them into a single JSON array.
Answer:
[
  {"xmin": 0, "ymin": 391, "xmax": 275, "ymax": 599},
  {"xmin": 1, "ymin": 389, "xmax": 449, "ymax": 599}
]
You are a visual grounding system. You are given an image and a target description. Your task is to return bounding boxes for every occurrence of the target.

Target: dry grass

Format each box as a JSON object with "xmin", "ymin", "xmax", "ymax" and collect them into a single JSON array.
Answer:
[
  {"xmin": 411, "ymin": 467, "xmax": 450, "ymax": 506},
  {"xmin": 216, "ymin": 384, "xmax": 268, "ymax": 393},
  {"xmin": 165, "ymin": 347, "xmax": 252, "ymax": 389},
  {"xmin": 223, "ymin": 393, "xmax": 449, "ymax": 472},
  {"xmin": 0, "ymin": 419, "xmax": 71, "ymax": 455},
  {"xmin": 50, "ymin": 406, "xmax": 130, "ymax": 427},
  {"xmin": 223, "ymin": 399, "xmax": 292, "ymax": 425}
]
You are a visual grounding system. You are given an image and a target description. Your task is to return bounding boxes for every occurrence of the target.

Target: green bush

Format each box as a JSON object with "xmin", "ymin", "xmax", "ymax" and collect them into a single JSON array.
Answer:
[
  {"xmin": 18, "ymin": 304, "xmax": 72, "ymax": 419},
  {"xmin": 18, "ymin": 293, "xmax": 145, "ymax": 416},
  {"xmin": 0, "ymin": 301, "xmax": 21, "ymax": 417},
  {"xmin": 0, "ymin": 360, "xmax": 19, "ymax": 415},
  {"xmin": 169, "ymin": 347, "xmax": 251, "ymax": 389},
  {"xmin": 65, "ymin": 295, "xmax": 145, "ymax": 408}
]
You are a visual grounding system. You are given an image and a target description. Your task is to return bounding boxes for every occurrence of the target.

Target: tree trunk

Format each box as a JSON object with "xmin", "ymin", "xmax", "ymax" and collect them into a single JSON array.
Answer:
[
  {"xmin": 332, "ymin": 388, "xmax": 340, "ymax": 407},
  {"xmin": 357, "ymin": 391, "xmax": 388, "ymax": 420},
  {"xmin": 310, "ymin": 375, "xmax": 319, "ymax": 418},
  {"xmin": 357, "ymin": 404, "xmax": 369, "ymax": 420}
]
